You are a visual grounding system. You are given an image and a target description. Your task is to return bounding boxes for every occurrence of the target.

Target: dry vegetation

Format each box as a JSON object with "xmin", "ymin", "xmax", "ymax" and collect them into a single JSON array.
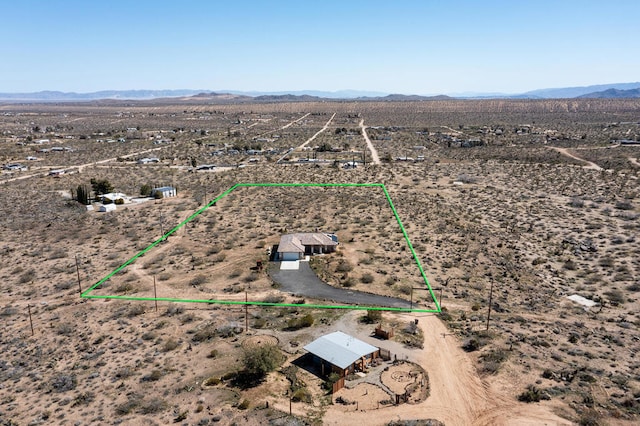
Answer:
[{"xmin": 1, "ymin": 99, "xmax": 639, "ymax": 425}]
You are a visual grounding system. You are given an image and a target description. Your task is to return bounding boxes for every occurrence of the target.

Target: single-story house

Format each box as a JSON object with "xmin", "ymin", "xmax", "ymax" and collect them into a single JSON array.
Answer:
[
  {"xmin": 151, "ymin": 186, "xmax": 176, "ymax": 198},
  {"xmin": 304, "ymin": 331, "xmax": 380, "ymax": 378},
  {"xmin": 101, "ymin": 192, "xmax": 128, "ymax": 204},
  {"xmin": 277, "ymin": 232, "xmax": 338, "ymax": 261}
]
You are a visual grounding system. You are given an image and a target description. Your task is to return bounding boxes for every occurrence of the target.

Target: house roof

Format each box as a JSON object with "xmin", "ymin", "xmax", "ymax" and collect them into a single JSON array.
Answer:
[
  {"xmin": 153, "ymin": 186, "xmax": 175, "ymax": 191},
  {"xmin": 303, "ymin": 331, "xmax": 378, "ymax": 370},
  {"xmin": 278, "ymin": 234, "xmax": 305, "ymax": 254},
  {"xmin": 277, "ymin": 233, "xmax": 337, "ymax": 254},
  {"xmin": 296, "ymin": 233, "xmax": 337, "ymax": 247}
]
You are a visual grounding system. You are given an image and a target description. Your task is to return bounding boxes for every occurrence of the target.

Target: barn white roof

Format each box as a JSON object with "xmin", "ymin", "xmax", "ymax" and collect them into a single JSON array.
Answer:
[{"xmin": 303, "ymin": 331, "xmax": 378, "ymax": 369}]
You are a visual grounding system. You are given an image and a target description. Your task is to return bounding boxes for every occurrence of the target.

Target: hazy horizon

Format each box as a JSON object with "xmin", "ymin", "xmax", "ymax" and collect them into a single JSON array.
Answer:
[{"xmin": 3, "ymin": 0, "xmax": 639, "ymax": 94}]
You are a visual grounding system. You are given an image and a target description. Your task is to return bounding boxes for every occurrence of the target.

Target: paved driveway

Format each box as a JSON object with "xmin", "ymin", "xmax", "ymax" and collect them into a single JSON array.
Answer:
[{"xmin": 269, "ymin": 261, "xmax": 411, "ymax": 309}]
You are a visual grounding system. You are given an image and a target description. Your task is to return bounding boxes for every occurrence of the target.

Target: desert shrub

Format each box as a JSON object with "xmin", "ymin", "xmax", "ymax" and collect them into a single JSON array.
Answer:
[
  {"xmin": 163, "ymin": 338, "xmax": 179, "ymax": 352},
  {"xmin": 48, "ymin": 248, "xmax": 68, "ymax": 259},
  {"xmin": 578, "ymin": 410, "xmax": 603, "ymax": 426},
  {"xmin": 336, "ymin": 261, "xmax": 353, "ymax": 273},
  {"xmin": 51, "ymin": 374, "xmax": 77, "ymax": 392},
  {"xmin": 604, "ymin": 289, "xmax": 625, "ymax": 305},
  {"xmin": 286, "ymin": 314, "xmax": 314, "ymax": 330},
  {"xmin": 203, "ymin": 376, "xmax": 221, "ymax": 386},
  {"xmin": 115, "ymin": 283, "xmax": 134, "ymax": 293},
  {"xmin": 626, "ymin": 282, "xmax": 640, "ymax": 292},
  {"xmin": 207, "ymin": 349, "xmax": 219, "ymax": 359},
  {"xmin": 615, "ymin": 200, "xmax": 634, "ymax": 210},
  {"xmin": 362, "ymin": 310, "xmax": 382, "ymax": 324},
  {"xmin": 228, "ymin": 269, "xmax": 242, "ymax": 279},
  {"xmin": 207, "ymin": 245, "xmax": 222, "ymax": 255},
  {"xmin": 462, "ymin": 338, "xmax": 481, "ymax": 352},
  {"xmin": 139, "ymin": 398, "xmax": 167, "ymax": 414},
  {"xmin": 395, "ymin": 283, "xmax": 412, "ymax": 295},
  {"xmin": 0, "ymin": 306, "xmax": 18, "ymax": 317},
  {"xmin": 238, "ymin": 399, "xmax": 250, "ymax": 410},
  {"xmin": 72, "ymin": 391, "xmax": 95, "ymax": 407},
  {"xmin": 322, "ymin": 372, "xmax": 341, "ymax": 391},
  {"xmin": 192, "ymin": 323, "xmax": 217, "ymax": 342},
  {"xmin": 114, "ymin": 366, "xmax": 134, "ymax": 380},
  {"xmin": 243, "ymin": 272, "xmax": 259, "ymax": 283},
  {"xmin": 189, "ymin": 274, "xmax": 208, "ymax": 286},
  {"xmin": 242, "ymin": 344, "xmax": 284, "ymax": 378},
  {"xmin": 56, "ymin": 323, "xmax": 74, "ymax": 336},
  {"xmin": 517, "ymin": 385, "xmax": 550, "ymax": 403},
  {"xmin": 253, "ymin": 318, "xmax": 267, "ymax": 329},
  {"xmin": 165, "ymin": 303, "xmax": 184, "ymax": 316},
  {"xmin": 115, "ymin": 393, "xmax": 143, "ymax": 415},
  {"xmin": 18, "ymin": 269, "xmax": 36, "ymax": 284},
  {"xmin": 217, "ymin": 324, "xmax": 243, "ymax": 338},
  {"xmin": 341, "ymin": 277, "xmax": 355, "ymax": 287},
  {"xmin": 598, "ymin": 256, "xmax": 614, "ymax": 268},
  {"xmin": 569, "ymin": 197, "xmax": 585, "ymax": 208},
  {"xmin": 127, "ymin": 304, "xmax": 145, "ymax": 317},
  {"xmin": 141, "ymin": 369, "xmax": 163, "ymax": 382},
  {"xmin": 291, "ymin": 388, "xmax": 312, "ymax": 403},
  {"xmin": 361, "ymin": 273, "xmax": 374, "ymax": 284},
  {"xmin": 480, "ymin": 349, "xmax": 509, "ymax": 374}
]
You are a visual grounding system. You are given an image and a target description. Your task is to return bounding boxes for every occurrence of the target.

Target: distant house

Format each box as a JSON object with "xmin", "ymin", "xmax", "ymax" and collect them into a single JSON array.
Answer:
[
  {"xmin": 151, "ymin": 186, "xmax": 176, "ymax": 198},
  {"xmin": 3, "ymin": 163, "xmax": 27, "ymax": 171},
  {"xmin": 48, "ymin": 169, "xmax": 65, "ymax": 177},
  {"xmin": 304, "ymin": 331, "xmax": 380, "ymax": 378},
  {"xmin": 277, "ymin": 232, "xmax": 338, "ymax": 261},
  {"xmin": 137, "ymin": 157, "xmax": 160, "ymax": 164},
  {"xmin": 101, "ymin": 192, "xmax": 128, "ymax": 204}
]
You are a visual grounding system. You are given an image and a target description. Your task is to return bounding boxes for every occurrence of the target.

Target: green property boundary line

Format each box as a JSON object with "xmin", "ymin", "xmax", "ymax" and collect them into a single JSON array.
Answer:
[{"xmin": 81, "ymin": 183, "xmax": 441, "ymax": 313}]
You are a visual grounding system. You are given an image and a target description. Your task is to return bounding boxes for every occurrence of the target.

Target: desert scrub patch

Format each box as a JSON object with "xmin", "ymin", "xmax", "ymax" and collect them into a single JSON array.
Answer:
[{"xmin": 51, "ymin": 374, "xmax": 77, "ymax": 392}]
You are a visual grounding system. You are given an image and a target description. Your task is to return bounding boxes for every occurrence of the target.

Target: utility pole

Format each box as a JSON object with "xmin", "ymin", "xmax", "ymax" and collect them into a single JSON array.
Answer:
[
  {"xmin": 153, "ymin": 276, "xmax": 158, "ymax": 312},
  {"xmin": 27, "ymin": 304, "xmax": 34, "ymax": 336},
  {"xmin": 75, "ymin": 254, "xmax": 82, "ymax": 293},
  {"xmin": 486, "ymin": 277, "xmax": 494, "ymax": 331},
  {"xmin": 245, "ymin": 291, "xmax": 248, "ymax": 333}
]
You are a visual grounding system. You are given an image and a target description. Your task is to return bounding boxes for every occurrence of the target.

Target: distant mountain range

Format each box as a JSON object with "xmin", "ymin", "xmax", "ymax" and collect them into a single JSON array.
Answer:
[{"xmin": 1, "ymin": 83, "xmax": 639, "ymax": 102}]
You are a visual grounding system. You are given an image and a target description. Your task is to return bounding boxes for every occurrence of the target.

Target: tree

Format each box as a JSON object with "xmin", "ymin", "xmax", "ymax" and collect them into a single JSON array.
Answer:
[
  {"xmin": 242, "ymin": 344, "xmax": 284, "ymax": 379},
  {"xmin": 76, "ymin": 184, "xmax": 90, "ymax": 205},
  {"xmin": 90, "ymin": 178, "xmax": 114, "ymax": 196},
  {"xmin": 140, "ymin": 184, "xmax": 152, "ymax": 197}
]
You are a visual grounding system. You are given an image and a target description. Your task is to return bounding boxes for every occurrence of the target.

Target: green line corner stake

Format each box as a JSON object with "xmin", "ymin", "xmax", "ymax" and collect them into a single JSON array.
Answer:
[{"xmin": 82, "ymin": 182, "xmax": 440, "ymax": 313}]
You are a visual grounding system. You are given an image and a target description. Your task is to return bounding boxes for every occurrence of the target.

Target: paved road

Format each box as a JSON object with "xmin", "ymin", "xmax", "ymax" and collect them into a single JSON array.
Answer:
[{"xmin": 269, "ymin": 261, "xmax": 411, "ymax": 309}]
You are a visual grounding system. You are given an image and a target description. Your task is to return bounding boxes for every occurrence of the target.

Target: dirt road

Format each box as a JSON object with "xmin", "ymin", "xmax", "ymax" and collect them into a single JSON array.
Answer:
[
  {"xmin": 550, "ymin": 147, "xmax": 602, "ymax": 171},
  {"xmin": 303, "ymin": 312, "xmax": 570, "ymax": 425},
  {"xmin": 296, "ymin": 112, "xmax": 336, "ymax": 151},
  {"xmin": 360, "ymin": 119, "xmax": 381, "ymax": 165},
  {"xmin": 1, "ymin": 147, "xmax": 164, "ymax": 183}
]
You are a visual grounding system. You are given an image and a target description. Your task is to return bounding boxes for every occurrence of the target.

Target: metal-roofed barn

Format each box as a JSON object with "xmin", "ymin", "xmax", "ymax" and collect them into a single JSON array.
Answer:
[{"xmin": 303, "ymin": 331, "xmax": 379, "ymax": 379}]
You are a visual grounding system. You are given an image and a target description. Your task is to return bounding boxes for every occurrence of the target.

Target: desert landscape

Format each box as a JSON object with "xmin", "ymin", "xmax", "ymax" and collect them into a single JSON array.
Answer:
[{"xmin": 1, "ymin": 98, "xmax": 639, "ymax": 425}]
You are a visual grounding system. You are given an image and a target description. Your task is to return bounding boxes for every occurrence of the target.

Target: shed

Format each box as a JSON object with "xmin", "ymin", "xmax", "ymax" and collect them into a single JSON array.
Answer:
[
  {"xmin": 304, "ymin": 331, "xmax": 379, "ymax": 378},
  {"xmin": 99, "ymin": 203, "xmax": 116, "ymax": 212},
  {"xmin": 151, "ymin": 186, "xmax": 176, "ymax": 198}
]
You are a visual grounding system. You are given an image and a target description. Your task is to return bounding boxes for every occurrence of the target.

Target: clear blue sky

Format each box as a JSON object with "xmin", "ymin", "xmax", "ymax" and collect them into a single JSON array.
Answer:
[{"xmin": 2, "ymin": 0, "xmax": 638, "ymax": 95}]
